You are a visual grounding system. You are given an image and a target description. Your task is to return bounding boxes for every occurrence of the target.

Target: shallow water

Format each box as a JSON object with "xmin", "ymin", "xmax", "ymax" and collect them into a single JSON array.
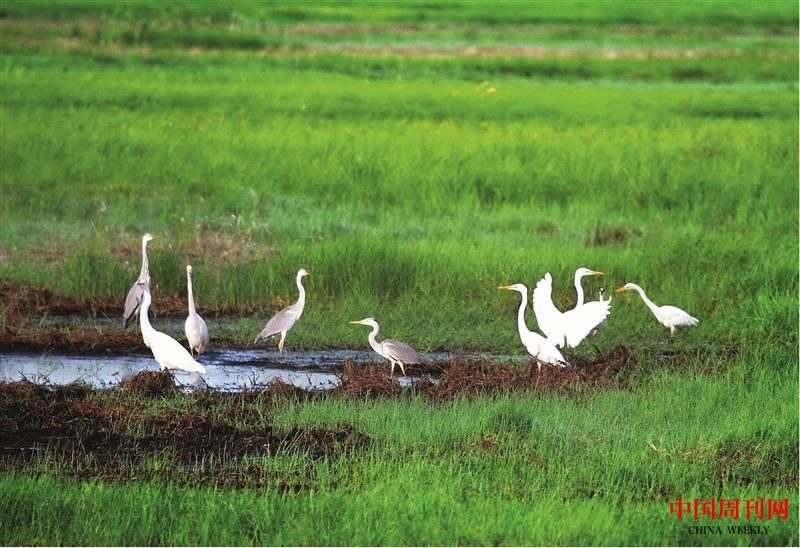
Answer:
[{"xmin": 0, "ymin": 348, "xmax": 433, "ymax": 391}]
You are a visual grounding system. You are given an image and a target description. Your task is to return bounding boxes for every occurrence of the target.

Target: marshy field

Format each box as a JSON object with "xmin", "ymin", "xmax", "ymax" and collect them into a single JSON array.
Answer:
[{"xmin": 1, "ymin": 1, "xmax": 798, "ymax": 545}]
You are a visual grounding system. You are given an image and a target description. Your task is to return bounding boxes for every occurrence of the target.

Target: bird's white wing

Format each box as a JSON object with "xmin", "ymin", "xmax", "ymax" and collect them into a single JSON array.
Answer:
[
  {"xmin": 151, "ymin": 332, "xmax": 206, "ymax": 373},
  {"xmin": 659, "ymin": 305, "xmax": 699, "ymax": 327},
  {"xmin": 199, "ymin": 315, "xmax": 210, "ymax": 347},
  {"xmin": 532, "ymin": 273, "xmax": 565, "ymax": 344},
  {"xmin": 185, "ymin": 314, "xmax": 210, "ymax": 351},
  {"xmin": 521, "ymin": 330, "xmax": 567, "ymax": 366},
  {"xmin": 561, "ymin": 300, "xmax": 612, "ymax": 348}
]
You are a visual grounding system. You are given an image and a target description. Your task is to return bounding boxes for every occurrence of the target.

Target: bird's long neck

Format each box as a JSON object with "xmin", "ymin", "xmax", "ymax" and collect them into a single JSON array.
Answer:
[
  {"xmin": 516, "ymin": 289, "xmax": 531, "ymax": 339},
  {"xmin": 139, "ymin": 289, "xmax": 156, "ymax": 341},
  {"xmin": 632, "ymin": 284, "xmax": 659, "ymax": 314},
  {"xmin": 139, "ymin": 238, "xmax": 150, "ymax": 281},
  {"xmin": 367, "ymin": 323, "xmax": 382, "ymax": 355},
  {"xmin": 295, "ymin": 274, "xmax": 306, "ymax": 312},
  {"xmin": 187, "ymin": 271, "xmax": 196, "ymax": 316},
  {"xmin": 574, "ymin": 272, "xmax": 585, "ymax": 307}
]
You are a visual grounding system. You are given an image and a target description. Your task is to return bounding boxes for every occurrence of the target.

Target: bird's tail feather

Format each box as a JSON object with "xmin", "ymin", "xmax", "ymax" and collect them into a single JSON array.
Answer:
[{"xmin": 187, "ymin": 362, "xmax": 207, "ymax": 374}]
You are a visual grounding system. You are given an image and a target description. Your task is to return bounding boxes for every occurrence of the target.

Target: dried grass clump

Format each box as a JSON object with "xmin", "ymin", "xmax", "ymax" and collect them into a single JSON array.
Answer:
[
  {"xmin": 334, "ymin": 360, "xmax": 402, "ymax": 398},
  {"xmin": 122, "ymin": 370, "xmax": 177, "ymax": 397}
]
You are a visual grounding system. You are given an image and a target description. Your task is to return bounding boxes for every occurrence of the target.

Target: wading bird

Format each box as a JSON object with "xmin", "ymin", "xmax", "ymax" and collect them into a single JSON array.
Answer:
[
  {"xmin": 184, "ymin": 265, "xmax": 209, "ymax": 357},
  {"xmin": 123, "ymin": 233, "xmax": 153, "ymax": 330},
  {"xmin": 254, "ymin": 268, "xmax": 310, "ymax": 353},
  {"xmin": 615, "ymin": 283, "xmax": 699, "ymax": 335},
  {"xmin": 349, "ymin": 317, "xmax": 425, "ymax": 376},
  {"xmin": 572, "ymin": 268, "xmax": 605, "ymax": 307},
  {"xmin": 590, "ymin": 287, "xmax": 609, "ymax": 336},
  {"xmin": 138, "ymin": 281, "xmax": 206, "ymax": 374},
  {"xmin": 498, "ymin": 284, "xmax": 567, "ymax": 366},
  {"xmin": 532, "ymin": 270, "xmax": 611, "ymax": 348}
]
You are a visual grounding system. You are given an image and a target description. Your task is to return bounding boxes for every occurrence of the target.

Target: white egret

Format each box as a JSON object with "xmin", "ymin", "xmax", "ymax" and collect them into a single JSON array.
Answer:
[
  {"xmin": 123, "ymin": 233, "xmax": 153, "ymax": 330},
  {"xmin": 572, "ymin": 267, "xmax": 605, "ymax": 307},
  {"xmin": 532, "ymin": 271, "xmax": 611, "ymax": 348},
  {"xmin": 498, "ymin": 284, "xmax": 567, "ymax": 366},
  {"xmin": 254, "ymin": 268, "xmax": 310, "ymax": 353},
  {"xmin": 184, "ymin": 265, "xmax": 209, "ymax": 357},
  {"xmin": 615, "ymin": 283, "xmax": 699, "ymax": 335},
  {"xmin": 138, "ymin": 282, "xmax": 206, "ymax": 374},
  {"xmin": 349, "ymin": 317, "xmax": 426, "ymax": 376}
]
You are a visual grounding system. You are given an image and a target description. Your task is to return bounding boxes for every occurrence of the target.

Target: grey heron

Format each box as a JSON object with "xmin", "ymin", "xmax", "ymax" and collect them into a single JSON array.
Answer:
[
  {"xmin": 498, "ymin": 284, "xmax": 567, "ymax": 366},
  {"xmin": 349, "ymin": 317, "xmax": 425, "ymax": 376},
  {"xmin": 615, "ymin": 283, "xmax": 699, "ymax": 335},
  {"xmin": 254, "ymin": 268, "xmax": 310, "ymax": 353},
  {"xmin": 138, "ymin": 281, "xmax": 206, "ymax": 374},
  {"xmin": 123, "ymin": 233, "xmax": 153, "ymax": 330},
  {"xmin": 184, "ymin": 265, "xmax": 209, "ymax": 357},
  {"xmin": 590, "ymin": 287, "xmax": 610, "ymax": 336}
]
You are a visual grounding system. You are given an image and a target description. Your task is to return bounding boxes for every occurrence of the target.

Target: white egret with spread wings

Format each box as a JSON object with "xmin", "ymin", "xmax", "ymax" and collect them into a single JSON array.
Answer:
[
  {"xmin": 254, "ymin": 268, "xmax": 310, "ymax": 353},
  {"xmin": 532, "ymin": 269, "xmax": 611, "ymax": 348}
]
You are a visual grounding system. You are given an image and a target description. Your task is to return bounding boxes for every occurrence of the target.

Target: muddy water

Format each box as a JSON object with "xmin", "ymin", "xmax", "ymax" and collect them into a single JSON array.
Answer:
[{"xmin": 0, "ymin": 349, "xmax": 438, "ymax": 391}]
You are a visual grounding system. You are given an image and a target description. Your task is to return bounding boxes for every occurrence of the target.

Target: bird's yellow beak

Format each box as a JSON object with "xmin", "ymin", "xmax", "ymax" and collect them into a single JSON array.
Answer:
[
  {"xmin": 497, "ymin": 285, "xmax": 513, "ymax": 290},
  {"xmin": 349, "ymin": 320, "xmax": 362, "ymax": 325},
  {"xmin": 615, "ymin": 286, "xmax": 627, "ymax": 293},
  {"xmin": 591, "ymin": 271, "xmax": 605, "ymax": 276}
]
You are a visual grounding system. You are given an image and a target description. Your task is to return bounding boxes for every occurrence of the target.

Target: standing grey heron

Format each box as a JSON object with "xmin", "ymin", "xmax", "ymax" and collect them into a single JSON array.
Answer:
[
  {"xmin": 184, "ymin": 265, "xmax": 209, "ymax": 357},
  {"xmin": 123, "ymin": 233, "xmax": 154, "ymax": 331},
  {"xmin": 498, "ymin": 284, "xmax": 567, "ymax": 366},
  {"xmin": 615, "ymin": 283, "xmax": 699, "ymax": 335},
  {"xmin": 254, "ymin": 268, "xmax": 310, "ymax": 353},
  {"xmin": 590, "ymin": 288, "xmax": 610, "ymax": 336},
  {"xmin": 138, "ymin": 281, "xmax": 206, "ymax": 374},
  {"xmin": 349, "ymin": 317, "xmax": 425, "ymax": 376}
]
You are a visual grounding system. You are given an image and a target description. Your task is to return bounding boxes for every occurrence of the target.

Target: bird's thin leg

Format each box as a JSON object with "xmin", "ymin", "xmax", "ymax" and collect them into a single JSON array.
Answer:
[
  {"xmin": 278, "ymin": 332, "xmax": 286, "ymax": 354},
  {"xmin": 669, "ymin": 326, "xmax": 675, "ymax": 336},
  {"xmin": 390, "ymin": 362, "xmax": 395, "ymax": 376},
  {"xmin": 400, "ymin": 363, "xmax": 406, "ymax": 377}
]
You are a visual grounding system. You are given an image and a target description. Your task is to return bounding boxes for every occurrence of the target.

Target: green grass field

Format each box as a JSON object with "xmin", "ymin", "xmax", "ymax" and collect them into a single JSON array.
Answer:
[{"xmin": 1, "ymin": 1, "xmax": 798, "ymax": 545}]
